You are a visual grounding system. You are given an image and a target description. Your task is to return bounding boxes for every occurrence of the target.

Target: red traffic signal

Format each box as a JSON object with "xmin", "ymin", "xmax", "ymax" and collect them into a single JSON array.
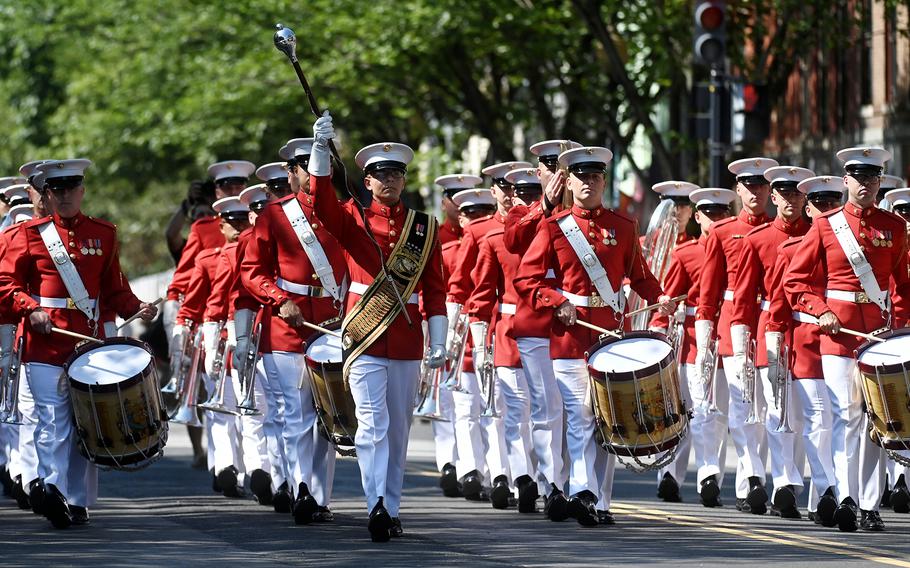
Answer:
[
  {"xmin": 693, "ymin": 1, "xmax": 726, "ymax": 67},
  {"xmin": 696, "ymin": 2, "xmax": 725, "ymax": 30}
]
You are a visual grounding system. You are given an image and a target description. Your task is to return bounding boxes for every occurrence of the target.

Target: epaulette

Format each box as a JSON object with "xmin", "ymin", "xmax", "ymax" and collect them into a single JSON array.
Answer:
[
  {"xmin": 711, "ymin": 216, "xmax": 739, "ymax": 230},
  {"xmin": 745, "ymin": 221, "xmax": 773, "ymax": 238},
  {"xmin": 442, "ymin": 239, "xmax": 461, "ymax": 252},
  {"xmin": 816, "ymin": 206, "xmax": 844, "ymax": 220},
  {"xmin": 85, "ymin": 215, "xmax": 118, "ymax": 232},
  {"xmin": 877, "ymin": 207, "xmax": 906, "ymax": 225},
  {"xmin": 606, "ymin": 207, "xmax": 636, "ymax": 225},
  {"xmin": 486, "ymin": 226, "xmax": 505, "ymax": 238},
  {"xmin": 778, "ymin": 236, "xmax": 803, "ymax": 252},
  {"xmin": 675, "ymin": 239, "xmax": 698, "ymax": 251}
]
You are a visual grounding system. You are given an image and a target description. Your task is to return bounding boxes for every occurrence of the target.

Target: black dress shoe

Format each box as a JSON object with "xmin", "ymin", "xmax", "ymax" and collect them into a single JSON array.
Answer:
[
  {"xmin": 292, "ymin": 482, "xmax": 317, "ymax": 525},
  {"xmin": 313, "ymin": 506, "xmax": 334, "ymax": 522},
  {"xmin": 597, "ymin": 510, "xmax": 616, "ymax": 525},
  {"xmin": 891, "ymin": 475, "xmax": 910, "ymax": 514},
  {"xmin": 0, "ymin": 466, "xmax": 11, "ymax": 496},
  {"xmin": 12, "ymin": 476, "xmax": 30, "ymax": 510},
  {"xmin": 71, "ymin": 505, "xmax": 90, "ymax": 526},
  {"xmin": 43, "ymin": 484, "xmax": 72, "ymax": 529},
  {"xmin": 440, "ymin": 463, "xmax": 462, "ymax": 498},
  {"xmin": 28, "ymin": 479, "xmax": 45, "ymax": 515},
  {"xmin": 368, "ymin": 497, "xmax": 393, "ymax": 543},
  {"xmin": 516, "ymin": 475, "xmax": 539, "ymax": 513},
  {"xmin": 657, "ymin": 472, "xmax": 682, "ymax": 503},
  {"xmin": 249, "ymin": 469, "xmax": 273, "ymax": 506},
  {"xmin": 216, "ymin": 466, "xmax": 238, "ymax": 494},
  {"xmin": 490, "ymin": 475, "xmax": 511, "ymax": 509},
  {"xmin": 545, "ymin": 485, "xmax": 570, "ymax": 521},
  {"xmin": 771, "ymin": 485, "xmax": 801, "ymax": 519},
  {"xmin": 745, "ymin": 476, "xmax": 767, "ymax": 515},
  {"xmin": 817, "ymin": 487, "xmax": 837, "ymax": 527},
  {"xmin": 834, "ymin": 497, "xmax": 858, "ymax": 532},
  {"xmin": 273, "ymin": 481, "xmax": 293, "ymax": 514},
  {"xmin": 461, "ymin": 470, "xmax": 483, "ymax": 501},
  {"xmin": 390, "ymin": 517, "xmax": 403, "ymax": 537},
  {"xmin": 568, "ymin": 491, "xmax": 599, "ymax": 527},
  {"xmin": 700, "ymin": 475, "xmax": 721, "ymax": 508},
  {"xmin": 860, "ymin": 509, "xmax": 885, "ymax": 531},
  {"xmin": 807, "ymin": 511, "xmax": 819, "ymax": 524},
  {"xmin": 211, "ymin": 471, "xmax": 221, "ymax": 494}
]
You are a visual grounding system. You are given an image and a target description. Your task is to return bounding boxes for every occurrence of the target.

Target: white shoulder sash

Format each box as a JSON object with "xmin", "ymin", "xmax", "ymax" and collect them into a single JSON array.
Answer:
[
  {"xmin": 557, "ymin": 214, "xmax": 624, "ymax": 312},
  {"xmin": 281, "ymin": 197, "xmax": 343, "ymax": 302},
  {"xmin": 37, "ymin": 221, "xmax": 99, "ymax": 323},
  {"xmin": 828, "ymin": 211, "xmax": 889, "ymax": 311}
]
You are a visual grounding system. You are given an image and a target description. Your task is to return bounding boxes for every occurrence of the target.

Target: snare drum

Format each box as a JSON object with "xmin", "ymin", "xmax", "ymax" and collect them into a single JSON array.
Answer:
[
  {"xmin": 855, "ymin": 329, "xmax": 910, "ymax": 451},
  {"xmin": 64, "ymin": 337, "xmax": 168, "ymax": 470},
  {"xmin": 587, "ymin": 331, "xmax": 687, "ymax": 458},
  {"xmin": 304, "ymin": 327, "xmax": 357, "ymax": 456}
]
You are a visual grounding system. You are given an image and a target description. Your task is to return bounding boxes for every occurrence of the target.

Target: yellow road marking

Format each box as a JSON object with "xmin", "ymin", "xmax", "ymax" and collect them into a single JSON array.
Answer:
[{"xmin": 611, "ymin": 503, "xmax": 910, "ymax": 568}]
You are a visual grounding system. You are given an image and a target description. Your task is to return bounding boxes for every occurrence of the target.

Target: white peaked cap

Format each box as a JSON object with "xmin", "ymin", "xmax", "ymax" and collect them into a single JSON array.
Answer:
[
  {"xmin": 728, "ymin": 157, "xmax": 779, "ymax": 179},
  {"xmin": 37, "ymin": 159, "xmax": 92, "ymax": 180},
  {"xmin": 652, "ymin": 181, "xmax": 699, "ymax": 198},
  {"xmin": 482, "ymin": 161, "xmax": 534, "ymax": 179},
  {"xmin": 763, "ymin": 166, "xmax": 815, "ymax": 186},
  {"xmin": 8, "ymin": 203, "xmax": 34, "ymax": 224},
  {"xmin": 355, "ymin": 143, "xmax": 414, "ymax": 171},
  {"xmin": 435, "ymin": 174, "xmax": 483, "ymax": 192},
  {"xmin": 884, "ymin": 188, "xmax": 910, "ymax": 206},
  {"xmin": 690, "ymin": 187, "xmax": 736, "ymax": 208},
  {"xmin": 1, "ymin": 183, "xmax": 31, "ymax": 203},
  {"xmin": 452, "ymin": 188, "xmax": 496, "ymax": 209},
  {"xmin": 280, "ymin": 138, "xmax": 314, "ymax": 160},
  {"xmin": 207, "ymin": 160, "xmax": 256, "ymax": 181},
  {"xmin": 796, "ymin": 175, "xmax": 846, "ymax": 197},
  {"xmin": 212, "ymin": 196, "xmax": 249, "ymax": 217},
  {"xmin": 256, "ymin": 162, "xmax": 288, "ymax": 182},
  {"xmin": 558, "ymin": 147, "xmax": 613, "ymax": 172},
  {"xmin": 239, "ymin": 184, "xmax": 270, "ymax": 207},
  {"xmin": 529, "ymin": 140, "xmax": 582, "ymax": 158},
  {"xmin": 881, "ymin": 175, "xmax": 906, "ymax": 190},
  {"xmin": 836, "ymin": 146, "xmax": 892, "ymax": 169},
  {"xmin": 504, "ymin": 168, "xmax": 541, "ymax": 187}
]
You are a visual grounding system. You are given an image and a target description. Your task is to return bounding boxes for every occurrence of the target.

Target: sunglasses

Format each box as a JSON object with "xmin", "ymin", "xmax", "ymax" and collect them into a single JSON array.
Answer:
[{"xmin": 370, "ymin": 170, "xmax": 405, "ymax": 182}]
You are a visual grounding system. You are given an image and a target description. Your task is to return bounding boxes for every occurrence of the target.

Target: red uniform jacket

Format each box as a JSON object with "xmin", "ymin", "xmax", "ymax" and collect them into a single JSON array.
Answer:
[
  {"xmin": 504, "ymin": 202, "xmax": 548, "ymax": 255},
  {"xmin": 167, "ymin": 216, "xmax": 224, "ymax": 301},
  {"xmin": 241, "ymin": 192, "xmax": 346, "ymax": 354},
  {"xmin": 447, "ymin": 214, "xmax": 505, "ymax": 305},
  {"xmin": 310, "ymin": 175, "xmax": 446, "ymax": 360},
  {"xmin": 0, "ymin": 226, "xmax": 19, "ymax": 324},
  {"xmin": 515, "ymin": 205, "xmax": 663, "ymax": 359},
  {"xmin": 229, "ymin": 228, "xmax": 259, "ymax": 315},
  {"xmin": 466, "ymin": 227, "xmax": 523, "ymax": 367},
  {"xmin": 176, "ymin": 247, "xmax": 221, "ymax": 326},
  {"xmin": 0, "ymin": 213, "xmax": 142, "ymax": 366},
  {"xmin": 696, "ymin": 210, "xmax": 770, "ymax": 357},
  {"xmin": 648, "ymin": 238, "xmax": 704, "ymax": 365},
  {"xmin": 731, "ymin": 217, "xmax": 809, "ymax": 366},
  {"xmin": 439, "ymin": 218, "xmax": 462, "ymax": 245},
  {"xmin": 206, "ymin": 242, "xmax": 241, "ymax": 322},
  {"xmin": 784, "ymin": 203, "xmax": 910, "ymax": 356}
]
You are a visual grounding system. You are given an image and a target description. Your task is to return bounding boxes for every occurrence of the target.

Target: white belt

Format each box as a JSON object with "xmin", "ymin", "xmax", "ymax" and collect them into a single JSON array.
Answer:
[
  {"xmin": 684, "ymin": 306, "xmax": 696, "ymax": 317},
  {"xmin": 558, "ymin": 289, "xmax": 611, "ymax": 308},
  {"xmin": 276, "ymin": 277, "xmax": 331, "ymax": 298},
  {"xmin": 499, "ymin": 303, "xmax": 516, "ymax": 315},
  {"xmin": 760, "ymin": 300, "xmax": 770, "ymax": 312},
  {"xmin": 825, "ymin": 289, "xmax": 883, "ymax": 304},
  {"xmin": 31, "ymin": 295, "xmax": 97, "ymax": 310},
  {"xmin": 349, "ymin": 281, "xmax": 419, "ymax": 304},
  {"xmin": 792, "ymin": 311, "xmax": 818, "ymax": 324},
  {"xmin": 723, "ymin": 290, "xmax": 734, "ymax": 301}
]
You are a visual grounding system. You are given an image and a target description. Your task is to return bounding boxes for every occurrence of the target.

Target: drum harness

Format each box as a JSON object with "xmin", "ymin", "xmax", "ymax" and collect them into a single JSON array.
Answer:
[
  {"xmin": 281, "ymin": 197, "xmax": 346, "ymax": 307},
  {"xmin": 38, "ymin": 221, "xmax": 100, "ymax": 336}
]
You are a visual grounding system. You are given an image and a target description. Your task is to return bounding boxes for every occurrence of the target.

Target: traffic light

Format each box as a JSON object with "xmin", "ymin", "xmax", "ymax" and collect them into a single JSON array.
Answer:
[{"xmin": 694, "ymin": 1, "xmax": 726, "ymax": 67}]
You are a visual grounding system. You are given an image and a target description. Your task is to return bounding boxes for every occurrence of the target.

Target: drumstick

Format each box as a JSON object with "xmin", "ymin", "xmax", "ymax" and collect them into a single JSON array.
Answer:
[
  {"xmin": 51, "ymin": 327, "xmax": 104, "ymax": 344},
  {"xmin": 575, "ymin": 319, "xmax": 622, "ymax": 339},
  {"xmin": 117, "ymin": 297, "xmax": 164, "ymax": 330},
  {"xmin": 839, "ymin": 327, "xmax": 886, "ymax": 343},
  {"xmin": 301, "ymin": 321, "xmax": 342, "ymax": 338},
  {"xmin": 624, "ymin": 294, "xmax": 687, "ymax": 318}
]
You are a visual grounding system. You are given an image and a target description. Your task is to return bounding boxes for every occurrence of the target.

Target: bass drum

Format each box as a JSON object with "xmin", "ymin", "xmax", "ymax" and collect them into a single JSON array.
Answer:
[
  {"xmin": 587, "ymin": 331, "xmax": 687, "ymax": 465},
  {"xmin": 855, "ymin": 328, "xmax": 910, "ymax": 455},
  {"xmin": 304, "ymin": 322, "xmax": 357, "ymax": 456},
  {"xmin": 64, "ymin": 337, "xmax": 168, "ymax": 471}
]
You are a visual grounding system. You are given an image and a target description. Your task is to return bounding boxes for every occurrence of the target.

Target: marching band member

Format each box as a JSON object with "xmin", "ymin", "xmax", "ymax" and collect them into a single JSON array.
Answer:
[
  {"xmin": 241, "ymin": 143, "xmax": 346, "ymax": 526},
  {"xmin": 432, "ymin": 173, "xmax": 486, "ymax": 498},
  {"xmin": 447, "ymin": 161, "xmax": 530, "ymax": 506},
  {"xmin": 876, "ymin": 173, "xmax": 905, "ymax": 205},
  {"xmin": 256, "ymin": 161, "xmax": 294, "ymax": 200},
  {"xmin": 765, "ymin": 175, "xmax": 845, "ymax": 527},
  {"xmin": 784, "ymin": 147, "xmax": 910, "ymax": 532},
  {"xmin": 697, "ymin": 157, "xmax": 776, "ymax": 515},
  {"xmin": 731, "ymin": 165, "xmax": 812, "ymax": 518},
  {"xmin": 0, "ymin": 176, "xmax": 27, "ymax": 231},
  {"xmin": 278, "ymin": 138, "xmax": 313, "ymax": 196},
  {"xmin": 0, "ymin": 159, "xmax": 157, "ymax": 528},
  {"xmin": 646, "ymin": 181, "xmax": 699, "ymax": 503},
  {"xmin": 308, "ymin": 111, "xmax": 447, "ymax": 542},
  {"xmin": 516, "ymin": 146, "xmax": 675, "ymax": 527}
]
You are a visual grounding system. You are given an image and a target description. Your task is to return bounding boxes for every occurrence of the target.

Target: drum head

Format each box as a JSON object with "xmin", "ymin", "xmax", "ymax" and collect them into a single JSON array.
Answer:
[
  {"xmin": 306, "ymin": 332, "xmax": 342, "ymax": 364},
  {"xmin": 69, "ymin": 343, "xmax": 152, "ymax": 386},
  {"xmin": 857, "ymin": 332, "xmax": 910, "ymax": 368},
  {"xmin": 589, "ymin": 336, "xmax": 672, "ymax": 374}
]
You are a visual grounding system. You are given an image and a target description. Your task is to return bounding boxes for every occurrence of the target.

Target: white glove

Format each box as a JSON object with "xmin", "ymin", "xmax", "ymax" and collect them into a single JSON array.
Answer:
[
  {"xmin": 201, "ymin": 321, "xmax": 220, "ymax": 376},
  {"xmin": 162, "ymin": 299, "xmax": 180, "ymax": 338},
  {"xmin": 0, "ymin": 324, "xmax": 16, "ymax": 376},
  {"xmin": 308, "ymin": 110, "xmax": 335, "ymax": 177},
  {"xmin": 225, "ymin": 320, "xmax": 237, "ymax": 350},
  {"xmin": 765, "ymin": 332, "xmax": 783, "ymax": 366},
  {"xmin": 426, "ymin": 315, "xmax": 448, "ymax": 369},
  {"xmin": 693, "ymin": 319, "xmax": 714, "ymax": 382},
  {"xmin": 673, "ymin": 303, "xmax": 686, "ymax": 324},
  {"xmin": 169, "ymin": 323, "xmax": 189, "ymax": 360},
  {"xmin": 444, "ymin": 303, "xmax": 462, "ymax": 352},
  {"xmin": 730, "ymin": 324, "xmax": 751, "ymax": 383},
  {"xmin": 469, "ymin": 321, "xmax": 489, "ymax": 348}
]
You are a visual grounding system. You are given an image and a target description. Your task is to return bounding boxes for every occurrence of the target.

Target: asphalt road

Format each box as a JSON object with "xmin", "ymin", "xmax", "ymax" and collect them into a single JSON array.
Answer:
[{"xmin": 2, "ymin": 422, "xmax": 910, "ymax": 568}]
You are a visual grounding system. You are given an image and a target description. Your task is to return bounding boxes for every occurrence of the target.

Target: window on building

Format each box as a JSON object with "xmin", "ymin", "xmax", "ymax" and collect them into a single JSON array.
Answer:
[{"xmin": 860, "ymin": 0, "xmax": 873, "ymax": 106}]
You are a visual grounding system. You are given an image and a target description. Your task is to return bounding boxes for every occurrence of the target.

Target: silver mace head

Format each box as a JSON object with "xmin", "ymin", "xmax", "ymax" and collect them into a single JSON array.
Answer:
[{"xmin": 273, "ymin": 23, "xmax": 298, "ymax": 62}]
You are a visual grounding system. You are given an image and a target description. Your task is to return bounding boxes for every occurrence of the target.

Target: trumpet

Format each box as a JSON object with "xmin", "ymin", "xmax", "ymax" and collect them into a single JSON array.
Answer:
[
  {"xmin": 700, "ymin": 336, "xmax": 720, "ymax": 414},
  {"xmin": 0, "ymin": 336, "xmax": 24, "ymax": 425},
  {"xmin": 741, "ymin": 330, "xmax": 761, "ymax": 425},
  {"xmin": 478, "ymin": 334, "xmax": 498, "ymax": 418},
  {"xmin": 414, "ymin": 345, "xmax": 449, "ymax": 422},
  {"xmin": 442, "ymin": 307, "xmax": 469, "ymax": 393},
  {"xmin": 170, "ymin": 328, "xmax": 204, "ymax": 427},
  {"xmin": 774, "ymin": 343, "xmax": 794, "ymax": 433},
  {"xmin": 162, "ymin": 325, "xmax": 193, "ymax": 395},
  {"xmin": 237, "ymin": 322, "xmax": 262, "ymax": 416},
  {"xmin": 198, "ymin": 323, "xmax": 238, "ymax": 416}
]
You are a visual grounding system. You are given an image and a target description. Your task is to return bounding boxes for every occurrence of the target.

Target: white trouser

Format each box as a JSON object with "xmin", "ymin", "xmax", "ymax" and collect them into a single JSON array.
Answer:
[
  {"xmin": 201, "ymin": 372, "xmax": 242, "ymax": 478},
  {"xmin": 658, "ymin": 363, "xmax": 694, "ymax": 487},
  {"xmin": 759, "ymin": 366, "xmax": 805, "ymax": 496},
  {"xmin": 822, "ymin": 354, "xmax": 883, "ymax": 510},
  {"xmin": 722, "ymin": 356, "xmax": 768, "ymax": 498},
  {"xmin": 230, "ymin": 367, "xmax": 270, "ymax": 478},
  {"xmin": 552, "ymin": 359, "xmax": 598, "ymax": 497},
  {"xmin": 0, "ymin": 323, "xmax": 15, "ymax": 469},
  {"xmin": 25, "ymin": 363, "xmax": 98, "ymax": 507},
  {"xmin": 431, "ymin": 385, "xmax": 457, "ymax": 471},
  {"xmin": 794, "ymin": 378, "xmax": 836, "ymax": 504},
  {"xmin": 682, "ymin": 362, "xmax": 729, "ymax": 491},
  {"xmin": 300, "ymin": 361, "xmax": 337, "ymax": 507},
  {"xmin": 595, "ymin": 447, "xmax": 616, "ymax": 511},
  {"xmin": 497, "ymin": 366, "xmax": 533, "ymax": 483},
  {"xmin": 262, "ymin": 352, "xmax": 325, "ymax": 497},
  {"xmin": 481, "ymin": 372, "xmax": 509, "ymax": 483},
  {"xmin": 516, "ymin": 337, "xmax": 565, "ymax": 493},
  {"xmin": 347, "ymin": 355, "xmax": 420, "ymax": 517},
  {"xmin": 256, "ymin": 358, "xmax": 288, "ymax": 490},
  {"xmin": 452, "ymin": 371, "xmax": 487, "ymax": 480},
  {"xmin": 15, "ymin": 367, "xmax": 39, "ymax": 487}
]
